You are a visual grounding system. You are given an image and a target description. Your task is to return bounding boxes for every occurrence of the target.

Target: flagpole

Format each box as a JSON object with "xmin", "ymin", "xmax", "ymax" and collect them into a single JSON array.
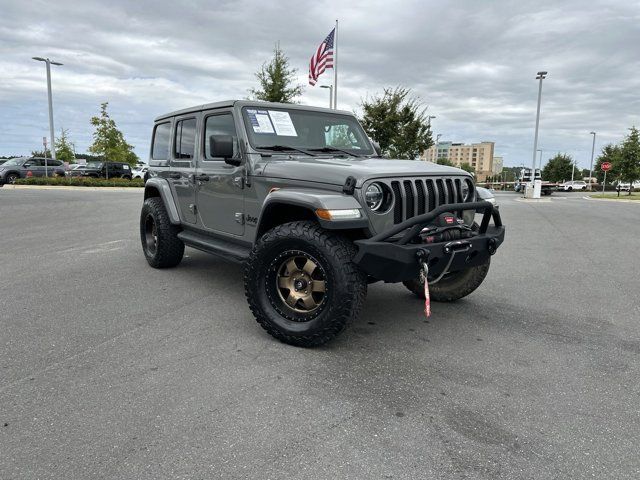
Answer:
[{"xmin": 333, "ymin": 19, "xmax": 338, "ymax": 110}]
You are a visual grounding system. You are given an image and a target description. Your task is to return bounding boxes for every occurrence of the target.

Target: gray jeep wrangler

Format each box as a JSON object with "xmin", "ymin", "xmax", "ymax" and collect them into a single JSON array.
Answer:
[{"xmin": 140, "ymin": 100, "xmax": 505, "ymax": 347}]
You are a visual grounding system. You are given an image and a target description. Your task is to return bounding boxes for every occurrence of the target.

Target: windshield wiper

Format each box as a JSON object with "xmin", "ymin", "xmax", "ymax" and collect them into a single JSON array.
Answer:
[
  {"xmin": 308, "ymin": 147, "xmax": 360, "ymax": 157},
  {"xmin": 259, "ymin": 145, "xmax": 317, "ymax": 156}
]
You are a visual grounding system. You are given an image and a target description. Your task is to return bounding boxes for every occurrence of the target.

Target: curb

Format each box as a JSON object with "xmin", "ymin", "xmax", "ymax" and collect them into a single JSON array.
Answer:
[
  {"xmin": 585, "ymin": 195, "xmax": 640, "ymax": 203},
  {"xmin": 514, "ymin": 197, "xmax": 552, "ymax": 203},
  {"xmin": 1, "ymin": 184, "xmax": 143, "ymax": 192}
]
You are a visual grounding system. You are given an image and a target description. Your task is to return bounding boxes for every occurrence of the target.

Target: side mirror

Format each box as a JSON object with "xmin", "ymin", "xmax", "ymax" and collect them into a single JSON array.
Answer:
[
  {"xmin": 209, "ymin": 135, "xmax": 239, "ymax": 165},
  {"xmin": 369, "ymin": 138, "xmax": 382, "ymax": 157}
]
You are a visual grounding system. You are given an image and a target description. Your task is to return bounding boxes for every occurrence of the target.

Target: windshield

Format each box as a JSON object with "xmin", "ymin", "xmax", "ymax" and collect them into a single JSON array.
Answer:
[
  {"xmin": 2, "ymin": 158, "xmax": 26, "ymax": 166},
  {"xmin": 85, "ymin": 161, "xmax": 103, "ymax": 168},
  {"xmin": 242, "ymin": 107, "xmax": 374, "ymax": 156}
]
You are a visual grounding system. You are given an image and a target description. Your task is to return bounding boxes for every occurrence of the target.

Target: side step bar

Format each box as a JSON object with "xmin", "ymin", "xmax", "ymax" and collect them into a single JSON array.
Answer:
[{"xmin": 177, "ymin": 230, "xmax": 251, "ymax": 263}]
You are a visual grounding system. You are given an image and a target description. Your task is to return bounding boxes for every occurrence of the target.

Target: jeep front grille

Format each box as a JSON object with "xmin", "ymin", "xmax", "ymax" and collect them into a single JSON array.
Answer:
[{"xmin": 389, "ymin": 177, "xmax": 471, "ymax": 224}]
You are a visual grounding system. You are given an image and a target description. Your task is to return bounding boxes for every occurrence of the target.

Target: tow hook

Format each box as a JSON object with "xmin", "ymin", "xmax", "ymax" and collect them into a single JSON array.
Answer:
[{"xmin": 488, "ymin": 238, "xmax": 497, "ymax": 255}]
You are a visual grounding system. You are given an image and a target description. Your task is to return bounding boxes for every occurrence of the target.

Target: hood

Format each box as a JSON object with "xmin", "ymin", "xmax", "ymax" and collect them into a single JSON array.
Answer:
[{"xmin": 260, "ymin": 156, "xmax": 470, "ymax": 187}]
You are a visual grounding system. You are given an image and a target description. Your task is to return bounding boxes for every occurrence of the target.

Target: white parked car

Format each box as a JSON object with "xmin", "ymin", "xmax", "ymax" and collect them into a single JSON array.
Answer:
[
  {"xmin": 132, "ymin": 166, "xmax": 148, "ymax": 180},
  {"xmin": 559, "ymin": 180, "xmax": 587, "ymax": 191},
  {"xmin": 616, "ymin": 181, "xmax": 640, "ymax": 192}
]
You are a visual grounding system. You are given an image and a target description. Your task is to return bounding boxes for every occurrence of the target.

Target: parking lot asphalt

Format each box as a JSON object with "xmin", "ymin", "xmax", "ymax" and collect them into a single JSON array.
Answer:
[{"xmin": 1, "ymin": 189, "xmax": 639, "ymax": 479}]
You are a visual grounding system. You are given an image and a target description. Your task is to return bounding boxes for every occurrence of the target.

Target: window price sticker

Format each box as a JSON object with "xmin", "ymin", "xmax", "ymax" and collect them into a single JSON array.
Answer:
[{"xmin": 247, "ymin": 109, "xmax": 275, "ymax": 134}]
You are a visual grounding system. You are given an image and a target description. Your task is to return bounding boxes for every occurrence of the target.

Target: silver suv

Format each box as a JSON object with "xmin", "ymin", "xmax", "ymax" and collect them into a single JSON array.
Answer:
[
  {"xmin": 0, "ymin": 157, "xmax": 66, "ymax": 184},
  {"xmin": 140, "ymin": 101, "xmax": 505, "ymax": 346}
]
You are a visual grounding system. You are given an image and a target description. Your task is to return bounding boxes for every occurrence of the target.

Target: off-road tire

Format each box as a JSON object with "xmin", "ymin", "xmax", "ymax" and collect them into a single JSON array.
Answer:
[
  {"xmin": 244, "ymin": 221, "xmax": 367, "ymax": 347},
  {"xmin": 140, "ymin": 197, "xmax": 184, "ymax": 268},
  {"xmin": 403, "ymin": 258, "xmax": 491, "ymax": 302}
]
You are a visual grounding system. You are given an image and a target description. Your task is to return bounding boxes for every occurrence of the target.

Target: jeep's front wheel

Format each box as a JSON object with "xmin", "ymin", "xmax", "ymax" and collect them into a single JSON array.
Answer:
[
  {"xmin": 140, "ymin": 197, "xmax": 184, "ymax": 268},
  {"xmin": 403, "ymin": 259, "xmax": 491, "ymax": 302},
  {"xmin": 244, "ymin": 221, "xmax": 367, "ymax": 347}
]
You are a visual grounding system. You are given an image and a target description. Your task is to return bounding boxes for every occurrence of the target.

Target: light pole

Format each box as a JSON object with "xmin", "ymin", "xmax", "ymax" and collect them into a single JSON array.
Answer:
[
  {"xmin": 588, "ymin": 131, "xmax": 596, "ymax": 190},
  {"xmin": 320, "ymin": 85, "xmax": 333, "ymax": 109},
  {"xmin": 427, "ymin": 115, "xmax": 436, "ymax": 128},
  {"xmin": 531, "ymin": 71, "xmax": 547, "ymax": 196},
  {"xmin": 33, "ymin": 57, "xmax": 63, "ymax": 166},
  {"xmin": 537, "ymin": 149, "xmax": 543, "ymax": 173}
]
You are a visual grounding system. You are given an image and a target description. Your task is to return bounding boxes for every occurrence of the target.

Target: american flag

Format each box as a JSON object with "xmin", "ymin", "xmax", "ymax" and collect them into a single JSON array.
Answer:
[{"xmin": 309, "ymin": 28, "xmax": 335, "ymax": 86}]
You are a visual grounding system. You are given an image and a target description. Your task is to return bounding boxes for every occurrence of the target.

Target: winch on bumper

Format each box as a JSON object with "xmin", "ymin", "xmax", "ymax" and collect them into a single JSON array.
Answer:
[{"xmin": 353, "ymin": 201, "xmax": 505, "ymax": 283}]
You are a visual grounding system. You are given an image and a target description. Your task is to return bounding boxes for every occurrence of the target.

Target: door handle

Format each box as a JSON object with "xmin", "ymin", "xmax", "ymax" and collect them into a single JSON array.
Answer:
[{"xmin": 168, "ymin": 172, "xmax": 181, "ymax": 179}]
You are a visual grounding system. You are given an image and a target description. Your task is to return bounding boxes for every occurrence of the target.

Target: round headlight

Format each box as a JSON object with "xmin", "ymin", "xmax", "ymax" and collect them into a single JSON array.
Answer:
[{"xmin": 365, "ymin": 183, "xmax": 384, "ymax": 211}]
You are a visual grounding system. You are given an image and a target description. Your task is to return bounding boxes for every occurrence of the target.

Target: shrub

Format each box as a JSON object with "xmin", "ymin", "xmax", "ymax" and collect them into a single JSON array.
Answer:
[{"xmin": 13, "ymin": 176, "xmax": 144, "ymax": 188}]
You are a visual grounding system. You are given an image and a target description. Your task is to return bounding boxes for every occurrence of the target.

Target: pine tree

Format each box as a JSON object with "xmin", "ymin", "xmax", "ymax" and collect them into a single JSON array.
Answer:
[
  {"xmin": 250, "ymin": 43, "xmax": 303, "ymax": 103},
  {"xmin": 55, "ymin": 129, "xmax": 76, "ymax": 162},
  {"xmin": 359, "ymin": 87, "xmax": 434, "ymax": 159}
]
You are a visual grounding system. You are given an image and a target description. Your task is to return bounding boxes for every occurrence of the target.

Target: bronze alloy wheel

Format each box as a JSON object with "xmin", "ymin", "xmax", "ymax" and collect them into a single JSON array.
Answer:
[
  {"xmin": 273, "ymin": 252, "xmax": 327, "ymax": 315},
  {"xmin": 144, "ymin": 214, "xmax": 158, "ymax": 255}
]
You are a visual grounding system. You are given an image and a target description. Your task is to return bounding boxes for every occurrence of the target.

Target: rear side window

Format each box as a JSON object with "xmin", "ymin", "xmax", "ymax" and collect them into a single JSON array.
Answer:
[
  {"xmin": 152, "ymin": 122, "xmax": 171, "ymax": 160},
  {"xmin": 175, "ymin": 118, "xmax": 196, "ymax": 159}
]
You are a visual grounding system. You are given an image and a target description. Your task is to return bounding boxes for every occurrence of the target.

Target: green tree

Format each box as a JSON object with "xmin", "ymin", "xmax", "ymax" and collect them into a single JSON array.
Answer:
[
  {"xmin": 88, "ymin": 102, "xmax": 139, "ymax": 165},
  {"xmin": 594, "ymin": 144, "xmax": 621, "ymax": 183},
  {"xmin": 359, "ymin": 87, "xmax": 433, "ymax": 159},
  {"xmin": 459, "ymin": 163, "xmax": 475, "ymax": 174},
  {"xmin": 541, "ymin": 153, "xmax": 578, "ymax": 182},
  {"xmin": 614, "ymin": 126, "xmax": 640, "ymax": 195},
  {"xmin": 250, "ymin": 43, "xmax": 303, "ymax": 103},
  {"xmin": 31, "ymin": 148, "xmax": 52, "ymax": 158},
  {"xmin": 435, "ymin": 158, "xmax": 454, "ymax": 167},
  {"xmin": 55, "ymin": 128, "xmax": 76, "ymax": 163}
]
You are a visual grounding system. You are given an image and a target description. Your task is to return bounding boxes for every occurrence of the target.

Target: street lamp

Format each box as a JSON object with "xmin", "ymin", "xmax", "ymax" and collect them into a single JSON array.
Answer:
[
  {"xmin": 320, "ymin": 85, "xmax": 333, "ymax": 109},
  {"xmin": 427, "ymin": 115, "xmax": 436, "ymax": 128},
  {"xmin": 33, "ymin": 57, "xmax": 63, "ymax": 166},
  {"xmin": 537, "ymin": 149, "xmax": 543, "ymax": 172},
  {"xmin": 531, "ymin": 71, "xmax": 547, "ymax": 197},
  {"xmin": 434, "ymin": 133, "xmax": 442, "ymax": 163},
  {"xmin": 588, "ymin": 131, "xmax": 596, "ymax": 190}
]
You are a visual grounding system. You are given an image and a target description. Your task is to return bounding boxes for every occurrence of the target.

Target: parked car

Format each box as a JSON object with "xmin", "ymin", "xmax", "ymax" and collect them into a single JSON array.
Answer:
[
  {"xmin": 0, "ymin": 159, "xmax": 8, "ymax": 166},
  {"xmin": 68, "ymin": 161, "xmax": 133, "ymax": 179},
  {"xmin": 615, "ymin": 181, "xmax": 640, "ymax": 192},
  {"xmin": 476, "ymin": 186, "xmax": 497, "ymax": 207},
  {"xmin": 132, "ymin": 166, "xmax": 148, "ymax": 180},
  {"xmin": 558, "ymin": 180, "xmax": 587, "ymax": 191},
  {"xmin": 0, "ymin": 157, "xmax": 66, "ymax": 185}
]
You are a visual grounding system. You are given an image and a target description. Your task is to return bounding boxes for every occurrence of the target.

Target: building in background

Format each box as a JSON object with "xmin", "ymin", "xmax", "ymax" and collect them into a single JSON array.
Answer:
[
  {"xmin": 422, "ymin": 141, "xmax": 495, "ymax": 181},
  {"xmin": 492, "ymin": 156, "xmax": 503, "ymax": 175}
]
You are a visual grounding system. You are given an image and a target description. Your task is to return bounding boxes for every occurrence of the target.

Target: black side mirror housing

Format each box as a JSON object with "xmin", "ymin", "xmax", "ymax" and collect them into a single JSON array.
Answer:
[{"xmin": 209, "ymin": 135, "xmax": 239, "ymax": 165}]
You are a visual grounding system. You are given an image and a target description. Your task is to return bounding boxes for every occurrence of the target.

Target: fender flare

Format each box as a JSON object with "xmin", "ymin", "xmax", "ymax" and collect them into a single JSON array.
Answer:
[
  {"xmin": 144, "ymin": 177, "xmax": 181, "ymax": 224},
  {"xmin": 257, "ymin": 188, "xmax": 368, "ymax": 233}
]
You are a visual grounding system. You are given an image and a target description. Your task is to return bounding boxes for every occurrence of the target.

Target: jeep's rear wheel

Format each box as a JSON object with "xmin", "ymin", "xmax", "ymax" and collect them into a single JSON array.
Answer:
[
  {"xmin": 244, "ymin": 221, "xmax": 367, "ymax": 347},
  {"xmin": 403, "ymin": 258, "xmax": 491, "ymax": 302},
  {"xmin": 140, "ymin": 197, "xmax": 184, "ymax": 268}
]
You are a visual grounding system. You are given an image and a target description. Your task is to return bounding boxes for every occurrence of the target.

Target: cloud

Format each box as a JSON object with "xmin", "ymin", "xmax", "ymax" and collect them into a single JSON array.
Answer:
[{"xmin": 0, "ymin": 0, "xmax": 638, "ymax": 168}]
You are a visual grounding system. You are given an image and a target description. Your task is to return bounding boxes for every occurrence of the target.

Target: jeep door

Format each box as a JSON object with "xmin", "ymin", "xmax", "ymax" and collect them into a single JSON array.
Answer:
[
  {"xmin": 196, "ymin": 110, "xmax": 244, "ymax": 236},
  {"xmin": 169, "ymin": 115, "xmax": 199, "ymax": 224}
]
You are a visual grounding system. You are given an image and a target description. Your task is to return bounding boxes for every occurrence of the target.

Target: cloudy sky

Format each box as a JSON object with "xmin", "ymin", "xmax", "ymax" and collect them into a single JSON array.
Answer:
[{"xmin": 1, "ymin": 0, "xmax": 638, "ymax": 168}]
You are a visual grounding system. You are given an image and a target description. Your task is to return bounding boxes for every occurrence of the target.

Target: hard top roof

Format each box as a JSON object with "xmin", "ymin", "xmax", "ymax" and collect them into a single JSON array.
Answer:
[{"xmin": 154, "ymin": 100, "xmax": 353, "ymax": 122}]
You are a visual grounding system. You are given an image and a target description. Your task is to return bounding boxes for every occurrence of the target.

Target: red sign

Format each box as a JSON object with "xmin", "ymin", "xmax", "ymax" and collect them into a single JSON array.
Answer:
[{"xmin": 601, "ymin": 162, "xmax": 612, "ymax": 171}]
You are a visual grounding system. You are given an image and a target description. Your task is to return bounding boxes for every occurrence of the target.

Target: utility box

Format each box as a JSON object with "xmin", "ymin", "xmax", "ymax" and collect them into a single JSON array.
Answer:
[
  {"xmin": 524, "ymin": 183, "xmax": 534, "ymax": 198},
  {"xmin": 533, "ymin": 180, "xmax": 542, "ymax": 199}
]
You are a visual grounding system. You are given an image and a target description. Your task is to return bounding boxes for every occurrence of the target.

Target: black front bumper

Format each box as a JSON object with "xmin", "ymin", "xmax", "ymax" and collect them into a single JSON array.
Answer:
[{"xmin": 353, "ymin": 201, "xmax": 505, "ymax": 283}]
